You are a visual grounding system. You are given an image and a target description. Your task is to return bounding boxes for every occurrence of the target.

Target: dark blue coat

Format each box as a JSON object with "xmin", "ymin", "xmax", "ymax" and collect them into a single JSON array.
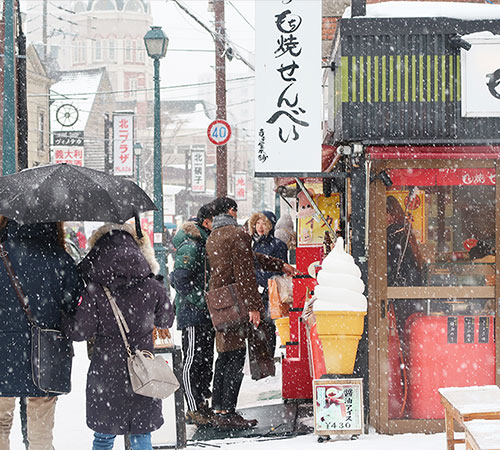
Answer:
[
  {"xmin": 63, "ymin": 227, "xmax": 173, "ymax": 435},
  {"xmin": 249, "ymin": 211, "xmax": 288, "ymax": 304},
  {"xmin": 0, "ymin": 221, "xmax": 83, "ymax": 397}
]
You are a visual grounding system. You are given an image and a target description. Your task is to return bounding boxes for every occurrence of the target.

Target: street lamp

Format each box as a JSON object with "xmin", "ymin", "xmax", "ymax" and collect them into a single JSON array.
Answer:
[
  {"xmin": 144, "ymin": 26, "xmax": 169, "ymax": 279},
  {"xmin": 133, "ymin": 142, "xmax": 143, "ymax": 187}
]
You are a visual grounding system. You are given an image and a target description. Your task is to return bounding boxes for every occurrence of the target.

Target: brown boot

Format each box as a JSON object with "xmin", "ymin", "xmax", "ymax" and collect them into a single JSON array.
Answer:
[
  {"xmin": 186, "ymin": 409, "xmax": 212, "ymax": 427},
  {"xmin": 212, "ymin": 411, "xmax": 258, "ymax": 430}
]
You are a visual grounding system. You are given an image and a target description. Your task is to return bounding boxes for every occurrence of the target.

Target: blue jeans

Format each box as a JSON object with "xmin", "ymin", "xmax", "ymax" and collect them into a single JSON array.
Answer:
[{"xmin": 92, "ymin": 432, "xmax": 152, "ymax": 450}]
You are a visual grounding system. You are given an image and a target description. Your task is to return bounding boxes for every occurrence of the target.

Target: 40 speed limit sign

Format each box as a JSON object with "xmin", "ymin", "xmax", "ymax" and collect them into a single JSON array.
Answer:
[{"xmin": 207, "ymin": 120, "xmax": 232, "ymax": 145}]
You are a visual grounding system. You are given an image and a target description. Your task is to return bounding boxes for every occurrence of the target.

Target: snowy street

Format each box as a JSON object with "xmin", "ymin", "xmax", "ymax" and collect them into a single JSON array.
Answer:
[{"xmin": 6, "ymin": 342, "xmax": 450, "ymax": 450}]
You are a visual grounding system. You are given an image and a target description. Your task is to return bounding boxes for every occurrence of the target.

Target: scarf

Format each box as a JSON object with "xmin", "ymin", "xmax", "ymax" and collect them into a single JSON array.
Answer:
[{"xmin": 212, "ymin": 214, "xmax": 238, "ymax": 230}]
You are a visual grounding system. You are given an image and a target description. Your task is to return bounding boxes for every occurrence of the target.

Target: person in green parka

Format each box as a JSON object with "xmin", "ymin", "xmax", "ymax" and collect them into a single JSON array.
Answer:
[{"xmin": 170, "ymin": 204, "xmax": 215, "ymax": 427}]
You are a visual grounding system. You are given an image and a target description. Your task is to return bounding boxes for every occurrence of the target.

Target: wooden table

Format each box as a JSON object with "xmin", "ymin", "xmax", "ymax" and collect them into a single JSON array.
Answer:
[
  {"xmin": 464, "ymin": 420, "xmax": 500, "ymax": 450},
  {"xmin": 439, "ymin": 386, "xmax": 500, "ymax": 450}
]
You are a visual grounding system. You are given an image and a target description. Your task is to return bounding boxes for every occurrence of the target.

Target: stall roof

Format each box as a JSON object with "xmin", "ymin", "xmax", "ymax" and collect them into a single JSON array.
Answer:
[{"xmin": 343, "ymin": 1, "xmax": 500, "ymax": 20}]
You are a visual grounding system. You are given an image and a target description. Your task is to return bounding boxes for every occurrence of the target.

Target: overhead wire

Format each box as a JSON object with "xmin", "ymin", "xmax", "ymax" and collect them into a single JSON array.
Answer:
[{"xmin": 29, "ymin": 75, "xmax": 254, "ymax": 98}]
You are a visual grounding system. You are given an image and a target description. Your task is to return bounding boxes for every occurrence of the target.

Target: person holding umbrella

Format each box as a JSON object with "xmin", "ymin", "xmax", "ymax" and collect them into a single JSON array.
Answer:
[
  {"xmin": 0, "ymin": 217, "xmax": 83, "ymax": 449},
  {"xmin": 62, "ymin": 222, "xmax": 173, "ymax": 450}
]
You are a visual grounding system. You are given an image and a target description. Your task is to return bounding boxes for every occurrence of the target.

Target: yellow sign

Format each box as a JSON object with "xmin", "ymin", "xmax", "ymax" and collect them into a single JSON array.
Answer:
[
  {"xmin": 298, "ymin": 193, "xmax": 341, "ymax": 247},
  {"xmin": 387, "ymin": 190, "xmax": 426, "ymax": 244}
]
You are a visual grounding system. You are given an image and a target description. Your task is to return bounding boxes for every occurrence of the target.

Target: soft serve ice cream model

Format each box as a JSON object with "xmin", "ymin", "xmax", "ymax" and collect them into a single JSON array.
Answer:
[{"xmin": 311, "ymin": 237, "xmax": 367, "ymax": 374}]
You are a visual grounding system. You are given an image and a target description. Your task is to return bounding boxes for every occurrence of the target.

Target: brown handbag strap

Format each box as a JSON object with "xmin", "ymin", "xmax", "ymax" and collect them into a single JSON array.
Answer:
[
  {"xmin": 102, "ymin": 286, "xmax": 132, "ymax": 356},
  {"xmin": 0, "ymin": 241, "xmax": 35, "ymax": 326}
]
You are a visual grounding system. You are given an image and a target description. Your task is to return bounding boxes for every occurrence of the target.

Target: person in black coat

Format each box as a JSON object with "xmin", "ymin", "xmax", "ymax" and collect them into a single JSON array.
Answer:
[
  {"xmin": 248, "ymin": 211, "xmax": 289, "ymax": 375},
  {"xmin": 0, "ymin": 219, "xmax": 83, "ymax": 449},
  {"xmin": 62, "ymin": 223, "xmax": 173, "ymax": 450},
  {"xmin": 386, "ymin": 195, "xmax": 423, "ymax": 287}
]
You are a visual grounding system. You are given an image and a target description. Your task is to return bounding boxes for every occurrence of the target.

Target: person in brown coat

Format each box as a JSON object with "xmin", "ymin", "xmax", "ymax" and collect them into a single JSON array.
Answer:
[{"xmin": 205, "ymin": 197, "xmax": 295, "ymax": 430}]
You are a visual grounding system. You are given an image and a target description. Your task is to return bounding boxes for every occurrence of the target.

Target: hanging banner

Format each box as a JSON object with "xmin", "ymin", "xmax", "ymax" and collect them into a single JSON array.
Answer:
[
  {"xmin": 51, "ymin": 131, "xmax": 84, "ymax": 166},
  {"xmin": 255, "ymin": 0, "xmax": 322, "ymax": 174},
  {"xmin": 113, "ymin": 113, "xmax": 134, "ymax": 176},
  {"xmin": 461, "ymin": 34, "xmax": 500, "ymax": 117},
  {"xmin": 234, "ymin": 172, "xmax": 247, "ymax": 200},
  {"xmin": 191, "ymin": 150, "xmax": 206, "ymax": 193}
]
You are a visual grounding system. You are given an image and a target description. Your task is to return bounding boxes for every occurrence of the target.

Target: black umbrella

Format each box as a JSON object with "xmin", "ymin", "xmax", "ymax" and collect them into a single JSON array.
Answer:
[{"xmin": 0, "ymin": 164, "xmax": 157, "ymax": 225}]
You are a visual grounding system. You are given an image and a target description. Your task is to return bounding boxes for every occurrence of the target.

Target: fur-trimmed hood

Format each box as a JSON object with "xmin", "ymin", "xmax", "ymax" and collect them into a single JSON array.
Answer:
[
  {"xmin": 80, "ymin": 223, "xmax": 160, "ymax": 287},
  {"xmin": 248, "ymin": 211, "xmax": 276, "ymax": 236},
  {"xmin": 172, "ymin": 220, "xmax": 209, "ymax": 250}
]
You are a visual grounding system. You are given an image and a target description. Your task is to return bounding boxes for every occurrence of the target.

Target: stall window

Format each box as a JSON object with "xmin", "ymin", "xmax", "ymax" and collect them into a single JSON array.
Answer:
[
  {"xmin": 384, "ymin": 167, "xmax": 496, "ymax": 422},
  {"xmin": 386, "ymin": 168, "xmax": 495, "ymax": 288}
]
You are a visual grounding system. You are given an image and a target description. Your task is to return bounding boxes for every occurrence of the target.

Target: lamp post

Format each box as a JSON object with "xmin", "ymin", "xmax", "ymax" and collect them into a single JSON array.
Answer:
[
  {"xmin": 133, "ymin": 142, "xmax": 143, "ymax": 186},
  {"xmin": 144, "ymin": 26, "xmax": 168, "ymax": 279}
]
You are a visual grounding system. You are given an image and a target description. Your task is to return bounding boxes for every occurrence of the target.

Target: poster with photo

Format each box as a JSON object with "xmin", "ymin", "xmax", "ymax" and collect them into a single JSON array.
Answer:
[{"xmin": 313, "ymin": 378, "xmax": 363, "ymax": 435}]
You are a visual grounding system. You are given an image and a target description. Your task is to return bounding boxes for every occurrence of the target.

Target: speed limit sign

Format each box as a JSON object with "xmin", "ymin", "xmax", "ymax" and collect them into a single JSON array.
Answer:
[{"xmin": 207, "ymin": 120, "xmax": 232, "ymax": 145}]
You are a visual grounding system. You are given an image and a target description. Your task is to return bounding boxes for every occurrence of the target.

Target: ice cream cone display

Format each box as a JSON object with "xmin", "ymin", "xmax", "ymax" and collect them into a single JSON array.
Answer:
[
  {"xmin": 275, "ymin": 316, "xmax": 291, "ymax": 344},
  {"xmin": 312, "ymin": 237, "xmax": 367, "ymax": 375}
]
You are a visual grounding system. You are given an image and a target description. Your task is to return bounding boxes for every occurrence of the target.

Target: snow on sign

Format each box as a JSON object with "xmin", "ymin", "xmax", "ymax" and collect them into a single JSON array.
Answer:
[
  {"xmin": 255, "ymin": 0, "xmax": 322, "ymax": 174},
  {"xmin": 207, "ymin": 120, "xmax": 231, "ymax": 145}
]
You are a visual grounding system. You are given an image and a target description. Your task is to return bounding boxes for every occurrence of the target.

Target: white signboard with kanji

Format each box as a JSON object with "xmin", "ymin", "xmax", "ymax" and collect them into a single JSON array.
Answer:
[
  {"xmin": 462, "ymin": 34, "xmax": 500, "ymax": 117},
  {"xmin": 113, "ymin": 114, "xmax": 134, "ymax": 176},
  {"xmin": 51, "ymin": 131, "xmax": 84, "ymax": 166},
  {"xmin": 255, "ymin": 0, "xmax": 322, "ymax": 174},
  {"xmin": 191, "ymin": 150, "xmax": 206, "ymax": 193},
  {"xmin": 234, "ymin": 172, "xmax": 247, "ymax": 200}
]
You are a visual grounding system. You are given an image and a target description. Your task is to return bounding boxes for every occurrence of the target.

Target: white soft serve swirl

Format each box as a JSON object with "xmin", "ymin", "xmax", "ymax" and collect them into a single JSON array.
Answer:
[{"xmin": 313, "ymin": 237, "xmax": 367, "ymax": 312}]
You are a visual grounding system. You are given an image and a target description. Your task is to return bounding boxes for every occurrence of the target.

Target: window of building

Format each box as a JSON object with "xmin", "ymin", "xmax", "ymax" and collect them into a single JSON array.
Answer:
[
  {"xmin": 131, "ymin": 40, "xmax": 137, "ymax": 62},
  {"xmin": 177, "ymin": 145, "xmax": 190, "ymax": 154},
  {"xmin": 94, "ymin": 40, "xmax": 102, "ymax": 61},
  {"xmin": 93, "ymin": 0, "xmax": 115, "ymax": 11},
  {"xmin": 38, "ymin": 111, "xmax": 45, "ymax": 154},
  {"xmin": 81, "ymin": 41, "xmax": 87, "ymax": 63},
  {"xmin": 129, "ymin": 78, "xmax": 137, "ymax": 96},
  {"xmin": 124, "ymin": 40, "xmax": 132, "ymax": 62},
  {"xmin": 124, "ymin": 0, "xmax": 143, "ymax": 12},
  {"xmin": 108, "ymin": 39, "xmax": 116, "ymax": 61},
  {"xmin": 137, "ymin": 40, "xmax": 145, "ymax": 62}
]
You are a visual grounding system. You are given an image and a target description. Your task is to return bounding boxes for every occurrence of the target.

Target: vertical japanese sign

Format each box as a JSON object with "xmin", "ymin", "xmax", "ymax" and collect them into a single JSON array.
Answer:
[
  {"xmin": 191, "ymin": 150, "xmax": 206, "ymax": 193},
  {"xmin": 255, "ymin": 0, "xmax": 322, "ymax": 174},
  {"xmin": 234, "ymin": 172, "xmax": 247, "ymax": 201},
  {"xmin": 51, "ymin": 131, "xmax": 84, "ymax": 166},
  {"xmin": 113, "ymin": 113, "xmax": 134, "ymax": 176},
  {"xmin": 313, "ymin": 379, "xmax": 363, "ymax": 435}
]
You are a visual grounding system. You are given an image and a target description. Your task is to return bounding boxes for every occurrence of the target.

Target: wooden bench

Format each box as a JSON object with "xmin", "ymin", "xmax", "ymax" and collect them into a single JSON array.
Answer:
[
  {"xmin": 464, "ymin": 420, "xmax": 500, "ymax": 450},
  {"xmin": 439, "ymin": 386, "xmax": 500, "ymax": 450}
]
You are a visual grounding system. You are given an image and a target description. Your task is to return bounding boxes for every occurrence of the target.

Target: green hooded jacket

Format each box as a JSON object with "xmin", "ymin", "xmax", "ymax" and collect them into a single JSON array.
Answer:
[{"xmin": 171, "ymin": 221, "xmax": 210, "ymax": 319}]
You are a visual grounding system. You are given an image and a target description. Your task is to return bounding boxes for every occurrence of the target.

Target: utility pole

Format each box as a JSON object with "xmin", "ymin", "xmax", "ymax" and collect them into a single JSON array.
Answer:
[
  {"xmin": 214, "ymin": 0, "xmax": 227, "ymax": 197},
  {"xmin": 104, "ymin": 114, "xmax": 112, "ymax": 174},
  {"xmin": 16, "ymin": 0, "xmax": 28, "ymax": 170},
  {"xmin": 42, "ymin": 0, "xmax": 48, "ymax": 61},
  {"xmin": 3, "ymin": 0, "xmax": 17, "ymax": 175}
]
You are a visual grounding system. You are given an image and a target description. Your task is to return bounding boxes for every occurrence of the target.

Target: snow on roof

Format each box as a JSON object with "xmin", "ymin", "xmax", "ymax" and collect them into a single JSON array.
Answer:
[
  {"xmin": 165, "ymin": 101, "xmax": 214, "ymax": 132},
  {"xmin": 343, "ymin": 1, "xmax": 500, "ymax": 20},
  {"xmin": 50, "ymin": 68, "xmax": 105, "ymax": 133}
]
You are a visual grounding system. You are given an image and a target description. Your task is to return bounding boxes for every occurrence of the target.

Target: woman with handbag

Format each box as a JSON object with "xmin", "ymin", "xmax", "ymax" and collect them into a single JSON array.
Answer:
[
  {"xmin": 62, "ymin": 223, "xmax": 174, "ymax": 450},
  {"xmin": 0, "ymin": 219, "xmax": 83, "ymax": 450},
  {"xmin": 248, "ymin": 211, "xmax": 289, "ymax": 375}
]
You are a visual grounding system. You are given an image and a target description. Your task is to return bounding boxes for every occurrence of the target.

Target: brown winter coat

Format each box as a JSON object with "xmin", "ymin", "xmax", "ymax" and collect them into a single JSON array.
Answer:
[{"xmin": 206, "ymin": 216, "xmax": 284, "ymax": 352}]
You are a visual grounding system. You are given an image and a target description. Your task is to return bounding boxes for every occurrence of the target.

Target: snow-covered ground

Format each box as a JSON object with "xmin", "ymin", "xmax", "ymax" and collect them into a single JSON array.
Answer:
[{"xmin": 6, "ymin": 341, "xmax": 453, "ymax": 450}]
